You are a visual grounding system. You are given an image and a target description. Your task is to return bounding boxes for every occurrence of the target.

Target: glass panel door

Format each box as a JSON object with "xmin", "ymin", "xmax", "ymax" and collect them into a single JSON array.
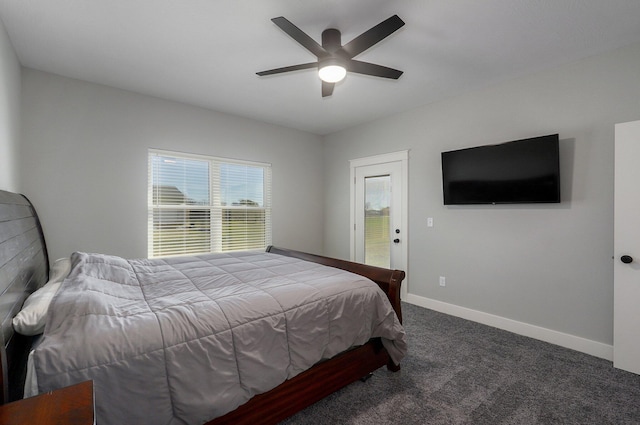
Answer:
[{"xmin": 351, "ymin": 151, "xmax": 408, "ymax": 297}]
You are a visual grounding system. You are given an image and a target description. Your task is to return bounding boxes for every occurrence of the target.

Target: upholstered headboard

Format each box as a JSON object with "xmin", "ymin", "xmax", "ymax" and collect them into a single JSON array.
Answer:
[{"xmin": 0, "ymin": 190, "xmax": 49, "ymax": 403}]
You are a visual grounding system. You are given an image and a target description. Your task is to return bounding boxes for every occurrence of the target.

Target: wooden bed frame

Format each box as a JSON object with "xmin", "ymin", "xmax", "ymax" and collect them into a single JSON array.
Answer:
[{"xmin": 0, "ymin": 189, "xmax": 405, "ymax": 424}]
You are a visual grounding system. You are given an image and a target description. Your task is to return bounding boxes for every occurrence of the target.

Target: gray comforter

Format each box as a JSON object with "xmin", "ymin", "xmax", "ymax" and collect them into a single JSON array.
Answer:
[{"xmin": 34, "ymin": 251, "xmax": 406, "ymax": 425}]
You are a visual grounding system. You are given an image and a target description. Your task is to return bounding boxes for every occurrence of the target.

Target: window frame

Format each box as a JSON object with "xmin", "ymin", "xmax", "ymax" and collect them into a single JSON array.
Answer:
[{"xmin": 148, "ymin": 148, "xmax": 272, "ymax": 258}]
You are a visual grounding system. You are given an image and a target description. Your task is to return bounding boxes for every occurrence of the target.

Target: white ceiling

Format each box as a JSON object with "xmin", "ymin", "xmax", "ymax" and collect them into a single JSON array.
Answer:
[{"xmin": 2, "ymin": 1, "xmax": 640, "ymax": 135}]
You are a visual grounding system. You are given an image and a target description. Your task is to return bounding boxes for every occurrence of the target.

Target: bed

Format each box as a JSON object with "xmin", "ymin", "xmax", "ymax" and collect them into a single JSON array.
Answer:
[{"xmin": 0, "ymin": 189, "xmax": 406, "ymax": 424}]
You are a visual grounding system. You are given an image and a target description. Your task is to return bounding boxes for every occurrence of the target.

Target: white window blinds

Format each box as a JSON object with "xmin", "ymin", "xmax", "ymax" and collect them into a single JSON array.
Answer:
[{"xmin": 148, "ymin": 150, "xmax": 272, "ymax": 258}]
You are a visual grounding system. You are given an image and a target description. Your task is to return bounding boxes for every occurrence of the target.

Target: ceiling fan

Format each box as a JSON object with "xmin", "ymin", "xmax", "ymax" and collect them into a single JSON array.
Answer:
[{"xmin": 257, "ymin": 15, "xmax": 405, "ymax": 97}]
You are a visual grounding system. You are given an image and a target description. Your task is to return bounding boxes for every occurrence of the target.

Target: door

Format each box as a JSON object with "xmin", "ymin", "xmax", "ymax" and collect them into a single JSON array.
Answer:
[
  {"xmin": 350, "ymin": 151, "xmax": 408, "ymax": 295},
  {"xmin": 614, "ymin": 120, "xmax": 640, "ymax": 374}
]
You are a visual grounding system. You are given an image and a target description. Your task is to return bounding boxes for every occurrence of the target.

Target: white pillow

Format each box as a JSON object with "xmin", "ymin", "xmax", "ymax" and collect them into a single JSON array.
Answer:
[{"xmin": 12, "ymin": 258, "xmax": 71, "ymax": 336}]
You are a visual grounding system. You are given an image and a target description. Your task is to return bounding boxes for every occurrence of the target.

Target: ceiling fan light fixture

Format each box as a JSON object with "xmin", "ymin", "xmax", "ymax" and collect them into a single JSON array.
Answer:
[
  {"xmin": 318, "ymin": 57, "xmax": 347, "ymax": 83},
  {"xmin": 318, "ymin": 65, "xmax": 346, "ymax": 83}
]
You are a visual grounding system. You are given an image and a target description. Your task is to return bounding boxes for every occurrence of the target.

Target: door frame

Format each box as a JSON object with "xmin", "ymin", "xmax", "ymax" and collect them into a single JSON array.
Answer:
[{"xmin": 350, "ymin": 150, "xmax": 409, "ymax": 298}]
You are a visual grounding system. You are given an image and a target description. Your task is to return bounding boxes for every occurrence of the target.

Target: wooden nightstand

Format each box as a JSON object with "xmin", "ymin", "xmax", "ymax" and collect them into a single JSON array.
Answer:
[{"xmin": 0, "ymin": 380, "xmax": 94, "ymax": 425}]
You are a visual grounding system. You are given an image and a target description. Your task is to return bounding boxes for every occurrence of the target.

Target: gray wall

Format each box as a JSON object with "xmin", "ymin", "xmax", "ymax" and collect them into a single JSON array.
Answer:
[
  {"xmin": 0, "ymin": 17, "xmax": 20, "ymax": 192},
  {"xmin": 324, "ymin": 42, "xmax": 640, "ymax": 346},
  {"xmin": 20, "ymin": 70, "xmax": 325, "ymax": 261}
]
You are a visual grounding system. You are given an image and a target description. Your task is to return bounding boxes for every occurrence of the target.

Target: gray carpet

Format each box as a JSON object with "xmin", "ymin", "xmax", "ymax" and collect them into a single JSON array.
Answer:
[{"xmin": 280, "ymin": 302, "xmax": 640, "ymax": 424}]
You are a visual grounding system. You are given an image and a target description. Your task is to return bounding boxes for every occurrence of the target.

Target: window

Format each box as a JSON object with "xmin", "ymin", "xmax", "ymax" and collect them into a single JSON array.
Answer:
[{"xmin": 148, "ymin": 149, "xmax": 272, "ymax": 258}]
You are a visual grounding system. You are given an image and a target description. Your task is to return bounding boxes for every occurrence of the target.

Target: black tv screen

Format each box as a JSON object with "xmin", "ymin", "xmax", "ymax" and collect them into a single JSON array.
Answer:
[{"xmin": 441, "ymin": 134, "xmax": 560, "ymax": 205}]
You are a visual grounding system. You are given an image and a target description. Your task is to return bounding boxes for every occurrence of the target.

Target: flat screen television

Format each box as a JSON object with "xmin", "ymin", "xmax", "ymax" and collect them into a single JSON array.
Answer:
[{"xmin": 441, "ymin": 134, "xmax": 560, "ymax": 205}]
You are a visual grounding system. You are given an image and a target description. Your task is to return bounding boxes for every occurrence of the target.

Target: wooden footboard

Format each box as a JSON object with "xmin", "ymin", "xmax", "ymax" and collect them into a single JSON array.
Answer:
[
  {"xmin": 207, "ymin": 246, "xmax": 406, "ymax": 425},
  {"xmin": 266, "ymin": 246, "xmax": 405, "ymax": 323}
]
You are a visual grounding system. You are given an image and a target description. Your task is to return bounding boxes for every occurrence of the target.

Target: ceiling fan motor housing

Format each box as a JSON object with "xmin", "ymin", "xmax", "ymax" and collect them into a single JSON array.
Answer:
[
  {"xmin": 321, "ymin": 28, "xmax": 342, "ymax": 53},
  {"xmin": 320, "ymin": 28, "xmax": 350, "ymax": 72}
]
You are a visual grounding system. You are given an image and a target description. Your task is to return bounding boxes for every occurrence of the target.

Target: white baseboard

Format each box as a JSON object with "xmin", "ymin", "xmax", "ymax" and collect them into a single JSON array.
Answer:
[{"xmin": 404, "ymin": 293, "xmax": 613, "ymax": 361}]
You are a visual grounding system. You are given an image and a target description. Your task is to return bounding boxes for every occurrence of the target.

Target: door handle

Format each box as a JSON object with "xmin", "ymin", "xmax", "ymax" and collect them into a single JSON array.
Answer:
[
  {"xmin": 621, "ymin": 255, "xmax": 633, "ymax": 264},
  {"xmin": 393, "ymin": 238, "xmax": 400, "ymax": 244}
]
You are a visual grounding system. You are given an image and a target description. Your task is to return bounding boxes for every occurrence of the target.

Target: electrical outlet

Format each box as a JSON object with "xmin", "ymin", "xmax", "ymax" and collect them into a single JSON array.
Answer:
[
  {"xmin": 439, "ymin": 276, "xmax": 446, "ymax": 287},
  {"xmin": 427, "ymin": 217, "xmax": 434, "ymax": 227}
]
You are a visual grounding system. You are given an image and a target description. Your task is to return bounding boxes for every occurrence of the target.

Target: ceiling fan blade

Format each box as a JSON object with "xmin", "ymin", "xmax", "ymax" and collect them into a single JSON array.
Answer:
[
  {"xmin": 271, "ymin": 17, "xmax": 329, "ymax": 58},
  {"xmin": 348, "ymin": 60, "xmax": 403, "ymax": 79},
  {"xmin": 322, "ymin": 81, "xmax": 335, "ymax": 97},
  {"xmin": 256, "ymin": 62, "xmax": 318, "ymax": 76},
  {"xmin": 340, "ymin": 15, "xmax": 405, "ymax": 58}
]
